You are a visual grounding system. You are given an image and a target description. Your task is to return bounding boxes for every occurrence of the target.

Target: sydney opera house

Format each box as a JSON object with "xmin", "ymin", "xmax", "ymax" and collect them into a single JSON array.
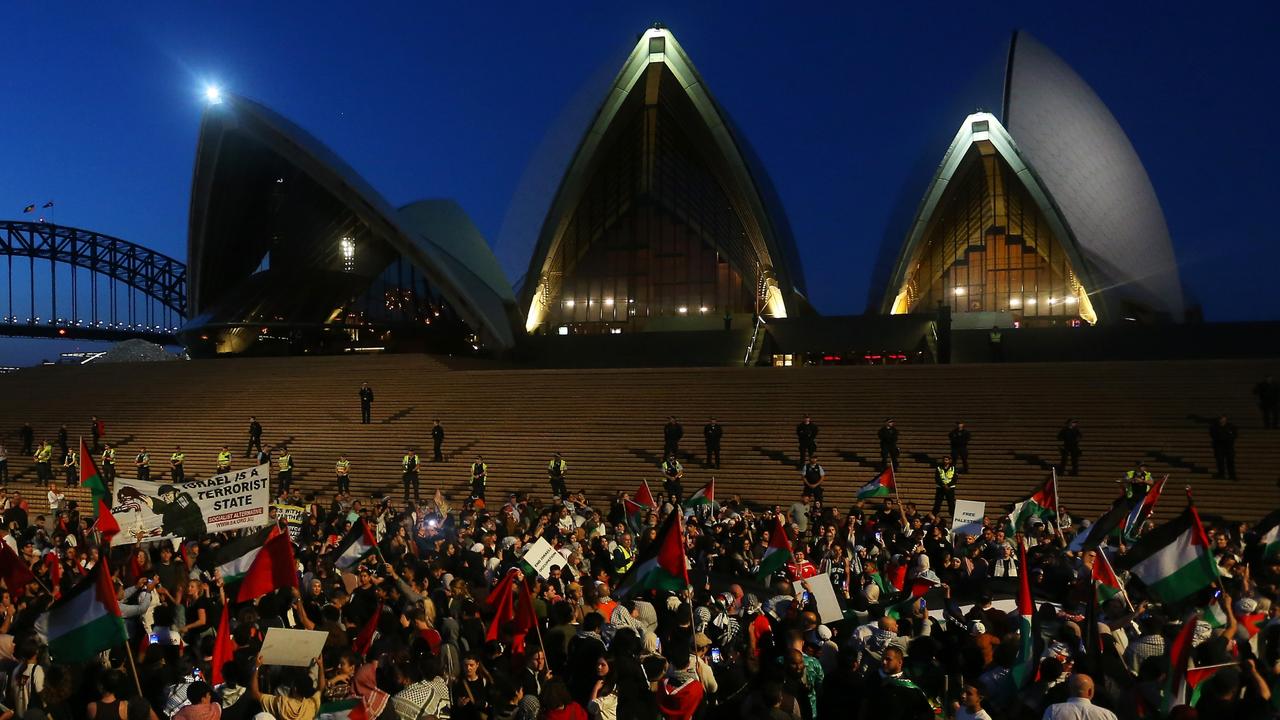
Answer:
[{"xmin": 179, "ymin": 26, "xmax": 1185, "ymax": 359}]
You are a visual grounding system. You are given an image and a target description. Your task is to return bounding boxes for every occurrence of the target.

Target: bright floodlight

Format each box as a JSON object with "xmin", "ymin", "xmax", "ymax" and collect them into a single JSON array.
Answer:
[{"xmin": 204, "ymin": 85, "xmax": 222, "ymax": 104}]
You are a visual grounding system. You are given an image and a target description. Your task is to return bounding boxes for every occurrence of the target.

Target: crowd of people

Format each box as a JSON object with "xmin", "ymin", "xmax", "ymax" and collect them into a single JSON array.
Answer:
[{"xmin": 0, "ymin": 455, "xmax": 1272, "ymax": 720}]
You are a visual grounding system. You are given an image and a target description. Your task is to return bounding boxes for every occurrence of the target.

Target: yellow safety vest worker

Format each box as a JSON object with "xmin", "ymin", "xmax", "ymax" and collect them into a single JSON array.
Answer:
[
  {"xmin": 615, "ymin": 544, "xmax": 634, "ymax": 574},
  {"xmin": 278, "ymin": 454, "xmax": 293, "ymax": 472},
  {"xmin": 171, "ymin": 452, "xmax": 185, "ymax": 465},
  {"xmin": 936, "ymin": 465, "xmax": 956, "ymax": 487},
  {"xmin": 662, "ymin": 460, "xmax": 681, "ymax": 476},
  {"xmin": 65, "ymin": 450, "xmax": 77, "ymax": 467},
  {"xmin": 990, "ymin": 330, "xmax": 1002, "ymax": 343},
  {"xmin": 35, "ymin": 444, "xmax": 51, "ymax": 463},
  {"xmin": 136, "ymin": 452, "xmax": 150, "ymax": 467},
  {"xmin": 471, "ymin": 462, "xmax": 487, "ymax": 481},
  {"xmin": 548, "ymin": 459, "xmax": 566, "ymax": 477},
  {"xmin": 218, "ymin": 450, "xmax": 232, "ymax": 466},
  {"xmin": 1124, "ymin": 470, "xmax": 1152, "ymax": 498},
  {"xmin": 335, "ymin": 459, "xmax": 350, "ymax": 475},
  {"xmin": 403, "ymin": 454, "xmax": 418, "ymax": 472},
  {"xmin": 102, "ymin": 448, "xmax": 115, "ymax": 465}
]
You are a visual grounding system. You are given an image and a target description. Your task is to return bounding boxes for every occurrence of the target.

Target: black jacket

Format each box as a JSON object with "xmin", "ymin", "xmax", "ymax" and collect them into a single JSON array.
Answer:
[{"xmin": 703, "ymin": 423, "xmax": 723, "ymax": 445}]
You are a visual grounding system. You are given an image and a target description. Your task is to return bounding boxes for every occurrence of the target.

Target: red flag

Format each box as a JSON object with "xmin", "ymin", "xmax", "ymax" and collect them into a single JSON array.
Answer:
[
  {"xmin": 353, "ymin": 602, "xmax": 382, "ymax": 657},
  {"xmin": 44, "ymin": 552, "xmax": 63, "ymax": 598},
  {"xmin": 512, "ymin": 576, "xmax": 537, "ymax": 654},
  {"xmin": 485, "ymin": 570, "xmax": 518, "ymax": 642},
  {"xmin": 635, "ymin": 480, "xmax": 656, "ymax": 508},
  {"xmin": 0, "ymin": 545, "xmax": 35, "ymax": 595},
  {"xmin": 94, "ymin": 499, "xmax": 120, "ymax": 542},
  {"xmin": 210, "ymin": 607, "xmax": 237, "ymax": 685},
  {"xmin": 1164, "ymin": 614, "xmax": 1198, "ymax": 712},
  {"xmin": 235, "ymin": 530, "xmax": 297, "ymax": 603}
]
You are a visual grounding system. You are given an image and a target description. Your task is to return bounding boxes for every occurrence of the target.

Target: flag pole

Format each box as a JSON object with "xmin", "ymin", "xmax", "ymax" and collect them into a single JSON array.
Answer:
[
  {"xmin": 1097, "ymin": 549, "xmax": 1134, "ymax": 612},
  {"xmin": 105, "ymin": 558, "xmax": 145, "ymax": 697},
  {"xmin": 1052, "ymin": 467, "xmax": 1062, "ymax": 531},
  {"xmin": 1185, "ymin": 486, "xmax": 1227, "ymax": 599},
  {"xmin": 891, "ymin": 465, "xmax": 907, "ymax": 526}
]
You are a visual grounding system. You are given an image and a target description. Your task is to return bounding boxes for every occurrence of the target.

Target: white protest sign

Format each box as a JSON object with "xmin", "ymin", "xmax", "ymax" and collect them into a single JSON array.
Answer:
[
  {"xmin": 521, "ymin": 537, "xmax": 570, "ymax": 579},
  {"xmin": 951, "ymin": 499, "xmax": 986, "ymax": 545},
  {"xmin": 112, "ymin": 464, "xmax": 272, "ymax": 545},
  {"xmin": 260, "ymin": 628, "xmax": 329, "ymax": 667},
  {"xmin": 803, "ymin": 572, "xmax": 844, "ymax": 624}
]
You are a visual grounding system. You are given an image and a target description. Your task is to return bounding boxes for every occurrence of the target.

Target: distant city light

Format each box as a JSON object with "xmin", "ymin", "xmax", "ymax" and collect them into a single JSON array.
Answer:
[{"xmin": 204, "ymin": 85, "xmax": 222, "ymax": 104}]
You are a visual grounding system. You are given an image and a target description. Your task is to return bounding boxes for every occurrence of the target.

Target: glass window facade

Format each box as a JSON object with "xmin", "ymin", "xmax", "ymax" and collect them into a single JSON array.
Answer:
[
  {"xmin": 893, "ymin": 141, "xmax": 1095, "ymax": 325},
  {"xmin": 532, "ymin": 65, "xmax": 766, "ymax": 333}
]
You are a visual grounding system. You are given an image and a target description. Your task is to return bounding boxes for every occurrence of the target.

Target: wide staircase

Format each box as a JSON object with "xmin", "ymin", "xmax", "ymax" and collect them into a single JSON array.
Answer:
[{"xmin": 2, "ymin": 355, "xmax": 1277, "ymax": 524}]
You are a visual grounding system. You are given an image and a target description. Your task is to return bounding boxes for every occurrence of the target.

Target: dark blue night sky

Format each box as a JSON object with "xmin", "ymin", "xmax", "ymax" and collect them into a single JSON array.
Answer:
[{"xmin": 1, "ymin": 2, "xmax": 1276, "ymax": 364}]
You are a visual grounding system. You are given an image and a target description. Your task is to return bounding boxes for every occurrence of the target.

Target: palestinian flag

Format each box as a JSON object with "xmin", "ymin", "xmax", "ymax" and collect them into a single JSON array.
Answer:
[
  {"xmin": 0, "ymin": 544, "xmax": 35, "ymax": 595},
  {"xmin": 1115, "ymin": 506, "xmax": 1217, "ymax": 603},
  {"xmin": 756, "ymin": 516, "xmax": 793, "ymax": 582},
  {"xmin": 208, "ymin": 526, "xmax": 278, "ymax": 584},
  {"xmin": 1123, "ymin": 475, "xmax": 1167, "ymax": 541},
  {"xmin": 353, "ymin": 602, "xmax": 382, "ymax": 657},
  {"xmin": 226, "ymin": 528, "xmax": 297, "ymax": 602},
  {"xmin": 1010, "ymin": 542, "xmax": 1035, "ymax": 689},
  {"xmin": 1203, "ymin": 597, "xmax": 1229, "ymax": 629},
  {"xmin": 210, "ymin": 606, "xmax": 237, "ymax": 685},
  {"xmin": 94, "ymin": 498, "xmax": 121, "ymax": 542},
  {"xmin": 318, "ymin": 698, "xmax": 372, "ymax": 720},
  {"xmin": 856, "ymin": 467, "xmax": 895, "ymax": 500},
  {"xmin": 624, "ymin": 499, "xmax": 650, "ymax": 533},
  {"xmin": 615, "ymin": 510, "xmax": 689, "ymax": 597},
  {"xmin": 1163, "ymin": 615, "xmax": 1198, "ymax": 713},
  {"xmin": 334, "ymin": 519, "xmax": 379, "ymax": 570},
  {"xmin": 683, "ymin": 478, "xmax": 715, "ymax": 509},
  {"xmin": 1184, "ymin": 663, "xmax": 1234, "ymax": 707},
  {"xmin": 1256, "ymin": 510, "xmax": 1280, "ymax": 560},
  {"xmin": 1004, "ymin": 475, "xmax": 1058, "ymax": 534},
  {"xmin": 635, "ymin": 479, "xmax": 656, "ymax": 509},
  {"xmin": 80, "ymin": 437, "xmax": 108, "ymax": 514},
  {"xmin": 38, "ymin": 560, "xmax": 126, "ymax": 663},
  {"xmin": 884, "ymin": 576, "xmax": 939, "ymax": 619},
  {"xmin": 1068, "ymin": 496, "xmax": 1133, "ymax": 551},
  {"xmin": 1091, "ymin": 551, "xmax": 1125, "ymax": 605}
]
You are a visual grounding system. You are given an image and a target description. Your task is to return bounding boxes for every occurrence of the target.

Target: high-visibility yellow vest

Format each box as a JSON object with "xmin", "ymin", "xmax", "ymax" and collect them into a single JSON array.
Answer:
[
  {"xmin": 335, "ymin": 459, "xmax": 350, "ymax": 475},
  {"xmin": 936, "ymin": 465, "xmax": 956, "ymax": 487},
  {"xmin": 471, "ymin": 462, "xmax": 487, "ymax": 481},
  {"xmin": 102, "ymin": 448, "xmax": 115, "ymax": 464},
  {"xmin": 171, "ymin": 452, "xmax": 185, "ymax": 464},
  {"xmin": 217, "ymin": 450, "xmax": 231, "ymax": 466},
  {"xmin": 615, "ymin": 544, "xmax": 634, "ymax": 573},
  {"xmin": 136, "ymin": 453, "xmax": 150, "ymax": 467},
  {"xmin": 402, "ymin": 454, "xmax": 418, "ymax": 471},
  {"xmin": 278, "ymin": 454, "xmax": 292, "ymax": 472},
  {"xmin": 35, "ymin": 445, "xmax": 52, "ymax": 462}
]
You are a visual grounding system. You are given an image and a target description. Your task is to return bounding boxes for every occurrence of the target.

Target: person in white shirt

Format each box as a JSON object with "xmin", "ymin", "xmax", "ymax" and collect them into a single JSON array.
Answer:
[
  {"xmin": 1042, "ymin": 674, "xmax": 1119, "ymax": 720},
  {"xmin": 955, "ymin": 682, "xmax": 993, "ymax": 720},
  {"xmin": 47, "ymin": 483, "xmax": 66, "ymax": 514}
]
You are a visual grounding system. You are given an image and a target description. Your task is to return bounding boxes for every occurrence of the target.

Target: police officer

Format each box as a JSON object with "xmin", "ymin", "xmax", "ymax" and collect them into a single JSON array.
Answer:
[
  {"xmin": 57, "ymin": 424, "xmax": 68, "ymax": 457},
  {"xmin": 100, "ymin": 443, "xmax": 116, "ymax": 485},
  {"xmin": 949, "ymin": 421, "xmax": 971, "ymax": 473},
  {"xmin": 90, "ymin": 415, "xmax": 102, "ymax": 452},
  {"xmin": 119, "ymin": 483, "xmax": 206, "ymax": 537},
  {"xmin": 335, "ymin": 455, "xmax": 351, "ymax": 494},
  {"xmin": 170, "ymin": 446, "xmax": 186, "ymax": 483},
  {"xmin": 134, "ymin": 447, "xmax": 151, "ymax": 483},
  {"xmin": 801, "ymin": 456, "xmax": 826, "ymax": 503},
  {"xmin": 1058, "ymin": 419, "xmax": 1082, "ymax": 476},
  {"xmin": 216, "ymin": 446, "xmax": 232, "ymax": 475},
  {"xmin": 878, "ymin": 418, "xmax": 900, "ymax": 471},
  {"xmin": 34, "ymin": 440, "xmax": 53, "ymax": 483},
  {"xmin": 663, "ymin": 416, "xmax": 684, "ymax": 459},
  {"xmin": 703, "ymin": 417, "xmax": 723, "ymax": 469},
  {"xmin": 402, "ymin": 448, "xmax": 420, "ymax": 502},
  {"xmin": 277, "ymin": 447, "xmax": 294, "ymax": 492},
  {"xmin": 63, "ymin": 446, "xmax": 78, "ymax": 486},
  {"xmin": 796, "ymin": 415, "xmax": 818, "ymax": 463},
  {"xmin": 1209, "ymin": 415, "xmax": 1238, "ymax": 480},
  {"xmin": 431, "ymin": 419, "xmax": 445, "ymax": 462},
  {"xmin": 548, "ymin": 452, "xmax": 568, "ymax": 498},
  {"xmin": 246, "ymin": 416, "xmax": 263, "ymax": 458},
  {"xmin": 359, "ymin": 382, "xmax": 374, "ymax": 424},
  {"xmin": 662, "ymin": 453, "xmax": 684, "ymax": 501},
  {"xmin": 19, "ymin": 423, "xmax": 33, "ymax": 456},
  {"xmin": 1121, "ymin": 460, "xmax": 1153, "ymax": 500},
  {"xmin": 470, "ymin": 456, "xmax": 488, "ymax": 502},
  {"xmin": 933, "ymin": 455, "xmax": 957, "ymax": 518},
  {"xmin": 989, "ymin": 325, "xmax": 1004, "ymax": 362}
]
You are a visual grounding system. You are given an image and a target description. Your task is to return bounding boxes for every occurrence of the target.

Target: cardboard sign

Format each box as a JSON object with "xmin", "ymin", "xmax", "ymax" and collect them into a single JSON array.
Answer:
[
  {"xmin": 803, "ymin": 572, "xmax": 844, "ymax": 624},
  {"xmin": 112, "ymin": 464, "xmax": 272, "ymax": 544},
  {"xmin": 521, "ymin": 537, "xmax": 570, "ymax": 579},
  {"xmin": 273, "ymin": 504, "xmax": 307, "ymax": 541},
  {"xmin": 260, "ymin": 628, "xmax": 328, "ymax": 667},
  {"xmin": 951, "ymin": 500, "xmax": 986, "ymax": 545}
]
